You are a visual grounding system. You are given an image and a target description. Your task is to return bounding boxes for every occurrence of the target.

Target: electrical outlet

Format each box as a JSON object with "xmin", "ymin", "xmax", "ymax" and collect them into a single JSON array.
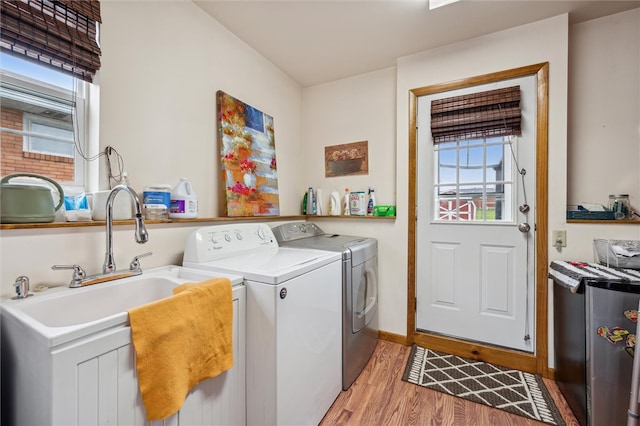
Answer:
[{"xmin": 552, "ymin": 230, "xmax": 566, "ymax": 247}]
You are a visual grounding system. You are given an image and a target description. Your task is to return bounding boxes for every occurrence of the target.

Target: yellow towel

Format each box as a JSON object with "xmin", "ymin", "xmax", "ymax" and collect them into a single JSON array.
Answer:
[{"xmin": 128, "ymin": 278, "xmax": 234, "ymax": 421}]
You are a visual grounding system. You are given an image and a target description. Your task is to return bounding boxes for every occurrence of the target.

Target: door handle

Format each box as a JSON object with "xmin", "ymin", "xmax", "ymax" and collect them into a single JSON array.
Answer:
[
  {"xmin": 518, "ymin": 222, "xmax": 530, "ymax": 233},
  {"xmin": 356, "ymin": 269, "xmax": 377, "ymax": 316}
]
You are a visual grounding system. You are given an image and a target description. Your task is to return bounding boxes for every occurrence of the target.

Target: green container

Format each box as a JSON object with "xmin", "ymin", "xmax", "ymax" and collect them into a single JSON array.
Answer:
[{"xmin": 373, "ymin": 205, "xmax": 396, "ymax": 217}]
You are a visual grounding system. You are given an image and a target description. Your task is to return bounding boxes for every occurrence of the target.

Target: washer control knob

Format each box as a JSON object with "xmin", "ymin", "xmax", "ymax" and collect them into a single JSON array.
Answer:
[
  {"xmin": 224, "ymin": 234, "xmax": 232, "ymax": 242},
  {"xmin": 257, "ymin": 227, "xmax": 267, "ymax": 240}
]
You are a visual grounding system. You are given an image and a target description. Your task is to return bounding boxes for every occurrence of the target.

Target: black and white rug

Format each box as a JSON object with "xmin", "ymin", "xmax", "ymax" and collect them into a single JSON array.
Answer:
[{"xmin": 402, "ymin": 345, "xmax": 565, "ymax": 425}]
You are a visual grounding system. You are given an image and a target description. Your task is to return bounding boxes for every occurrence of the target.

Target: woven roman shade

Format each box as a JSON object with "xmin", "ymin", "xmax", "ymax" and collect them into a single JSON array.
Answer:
[
  {"xmin": 431, "ymin": 86, "xmax": 521, "ymax": 143},
  {"xmin": 0, "ymin": 0, "xmax": 101, "ymax": 82}
]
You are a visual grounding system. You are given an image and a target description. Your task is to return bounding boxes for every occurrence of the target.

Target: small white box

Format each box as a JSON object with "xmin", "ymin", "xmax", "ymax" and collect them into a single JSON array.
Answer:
[{"xmin": 349, "ymin": 192, "xmax": 366, "ymax": 216}]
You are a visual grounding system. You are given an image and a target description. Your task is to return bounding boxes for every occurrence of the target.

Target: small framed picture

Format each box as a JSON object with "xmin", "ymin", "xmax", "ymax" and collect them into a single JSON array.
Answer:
[{"xmin": 324, "ymin": 141, "xmax": 368, "ymax": 177}]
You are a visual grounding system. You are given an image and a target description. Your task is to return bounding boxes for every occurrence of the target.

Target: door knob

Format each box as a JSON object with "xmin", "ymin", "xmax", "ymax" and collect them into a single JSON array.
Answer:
[{"xmin": 518, "ymin": 222, "xmax": 530, "ymax": 233}]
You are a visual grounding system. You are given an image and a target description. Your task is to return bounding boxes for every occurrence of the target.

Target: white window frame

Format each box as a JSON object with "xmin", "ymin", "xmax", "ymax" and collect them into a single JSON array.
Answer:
[
  {"xmin": 0, "ymin": 68, "xmax": 89, "ymax": 190},
  {"xmin": 23, "ymin": 113, "xmax": 75, "ymax": 158}
]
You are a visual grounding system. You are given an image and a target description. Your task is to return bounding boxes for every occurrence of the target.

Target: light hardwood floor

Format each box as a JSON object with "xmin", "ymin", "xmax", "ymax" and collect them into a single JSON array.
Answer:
[{"xmin": 320, "ymin": 340, "xmax": 579, "ymax": 426}]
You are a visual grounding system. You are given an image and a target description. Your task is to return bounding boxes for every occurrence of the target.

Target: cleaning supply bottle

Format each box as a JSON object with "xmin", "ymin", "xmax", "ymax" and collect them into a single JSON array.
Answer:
[
  {"xmin": 343, "ymin": 188, "xmax": 350, "ymax": 215},
  {"xmin": 311, "ymin": 188, "xmax": 317, "ymax": 214},
  {"xmin": 367, "ymin": 187, "xmax": 376, "ymax": 216},
  {"xmin": 306, "ymin": 187, "xmax": 314, "ymax": 216},
  {"xmin": 329, "ymin": 191, "xmax": 341, "ymax": 215},
  {"xmin": 302, "ymin": 191, "xmax": 308, "ymax": 214},
  {"xmin": 316, "ymin": 188, "xmax": 323, "ymax": 215},
  {"xmin": 169, "ymin": 178, "xmax": 198, "ymax": 219}
]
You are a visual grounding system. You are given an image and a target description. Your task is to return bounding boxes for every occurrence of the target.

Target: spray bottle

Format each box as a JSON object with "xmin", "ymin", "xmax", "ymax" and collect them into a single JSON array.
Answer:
[{"xmin": 367, "ymin": 187, "xmax": 376, "ymax": 216}]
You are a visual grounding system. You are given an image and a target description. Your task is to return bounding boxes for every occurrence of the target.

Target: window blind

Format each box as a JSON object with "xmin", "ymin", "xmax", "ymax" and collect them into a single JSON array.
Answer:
[
  {"xmin": 431, "ymin": 86, "xmax": 521, "ymax": 143},
  {"xmin": 0, "ymin": 0, "xmax": 101, "ymax": 82}
]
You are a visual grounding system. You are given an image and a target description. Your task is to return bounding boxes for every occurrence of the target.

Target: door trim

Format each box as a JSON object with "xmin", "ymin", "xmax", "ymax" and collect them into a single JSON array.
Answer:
[{"xmin": 407, "ymin": 62, "xmax": 549, "ymax": 376}]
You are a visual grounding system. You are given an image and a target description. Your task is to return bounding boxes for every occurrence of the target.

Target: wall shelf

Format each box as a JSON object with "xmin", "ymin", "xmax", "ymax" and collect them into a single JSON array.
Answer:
[
  {"xmin": 306, "ymin": 215, "xmax": 396, "ymax": 220},
  {"xmin": 0, "ymin": 213, "xmax": 397, "ymax": 231},
  {"xmin": 567, "ymin": 219, "xmax": 640, "ymax": 225},
  {"xmin": 0, "ymin": 215, "xmax": 305, "ymax": 230}
]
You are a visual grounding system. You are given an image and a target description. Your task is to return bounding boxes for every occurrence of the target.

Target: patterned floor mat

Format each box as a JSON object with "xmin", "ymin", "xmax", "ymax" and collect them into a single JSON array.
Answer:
[{"xmin": 402, "ymin": 345, "xmax": 565, "ymax": 425}]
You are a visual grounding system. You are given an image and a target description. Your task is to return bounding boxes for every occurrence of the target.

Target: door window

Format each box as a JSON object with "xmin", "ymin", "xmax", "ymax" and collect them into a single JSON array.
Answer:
[{"xmin": 433, "ymin": 136, "xmax": 514, "ymax": 222}]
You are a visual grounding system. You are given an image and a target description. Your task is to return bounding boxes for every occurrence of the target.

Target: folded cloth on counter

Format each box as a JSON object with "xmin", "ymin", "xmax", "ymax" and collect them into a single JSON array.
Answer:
[
  {"xmin": 128, "ymin": 278, "xmax": 233, "ymax": 421},
  {"xmin": 549, "ymin": 260, "xmax": 640, "ymax": 293}
]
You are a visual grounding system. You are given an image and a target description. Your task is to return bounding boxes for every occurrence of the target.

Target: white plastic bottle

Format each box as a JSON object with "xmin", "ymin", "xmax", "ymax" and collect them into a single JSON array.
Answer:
[
  {"xmin": 343, "ymin": 188, "xmax": 350, "ymax": 216},
  {"xmin": 329, "ymin": 191, "xmax": 341, "ymax": 215},
  {"xmin": 169, "ymin": 178, "xmax": 198, "ymax": 219},
  {"xmin": 316, "ymin": 188, "xmax": 324, "ymax": 215}
]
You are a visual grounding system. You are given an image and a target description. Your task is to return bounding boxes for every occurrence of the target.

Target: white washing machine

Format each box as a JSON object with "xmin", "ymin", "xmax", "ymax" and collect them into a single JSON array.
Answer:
[{"xmin": 183, "ymin": 223, "xmax": 342, "ymax": 426}]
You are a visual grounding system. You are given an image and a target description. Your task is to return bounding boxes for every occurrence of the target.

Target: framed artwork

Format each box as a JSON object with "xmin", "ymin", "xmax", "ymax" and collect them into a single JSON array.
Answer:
[
  {"xmin": 217, "ymin": 91, "xmax": 280, "ymax": 216},
  {"xmin": 324, "ymin": 141, "xmax": 369, "ymax": 177}
]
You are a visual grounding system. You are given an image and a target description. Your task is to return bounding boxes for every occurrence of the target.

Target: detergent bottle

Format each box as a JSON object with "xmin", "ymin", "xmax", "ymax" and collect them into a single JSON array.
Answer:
[{"xmin": 169, "ymin": 178, "xmax": 198, "ymax": 219}]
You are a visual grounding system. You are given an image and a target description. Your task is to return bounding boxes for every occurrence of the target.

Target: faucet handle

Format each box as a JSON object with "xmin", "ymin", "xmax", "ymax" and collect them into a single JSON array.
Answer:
[
  {"xmin": 12, "ymin": 276, "xmax": 32, "ymax": 299},
  {"xmin": 129, "ymin": 252, "xmax": 153, "ymax": 272},
  {"xmin": 52, "ymin": 264, "xmax": 87, "ymax": 288}
]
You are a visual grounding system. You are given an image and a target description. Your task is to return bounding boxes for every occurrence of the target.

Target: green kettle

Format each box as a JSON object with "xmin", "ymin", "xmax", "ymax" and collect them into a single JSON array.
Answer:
[{"xmin": 0, "ymin": 173, "xmax": 64, "ymax": 224}]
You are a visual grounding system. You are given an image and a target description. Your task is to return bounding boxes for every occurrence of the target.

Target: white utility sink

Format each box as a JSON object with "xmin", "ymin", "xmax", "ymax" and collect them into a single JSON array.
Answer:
[
  {"xmin": 1, "ymin": 265, "xmax": 247, "ymax": 425},
  {"xmin": 1, "ymin": 265, "xmax": 243, "ymax": 347}
]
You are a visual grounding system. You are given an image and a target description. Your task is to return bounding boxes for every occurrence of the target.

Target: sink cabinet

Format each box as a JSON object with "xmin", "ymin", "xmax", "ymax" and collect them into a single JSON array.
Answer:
[{"xmin": 1, "ymin": 285, "xmax": 246, "ymax": 425}]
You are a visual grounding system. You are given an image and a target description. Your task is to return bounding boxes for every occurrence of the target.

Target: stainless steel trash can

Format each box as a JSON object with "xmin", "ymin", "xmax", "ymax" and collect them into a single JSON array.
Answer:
[{"xmin": 551, "ymin": 261, "xmax": 639, "ymax": 426}]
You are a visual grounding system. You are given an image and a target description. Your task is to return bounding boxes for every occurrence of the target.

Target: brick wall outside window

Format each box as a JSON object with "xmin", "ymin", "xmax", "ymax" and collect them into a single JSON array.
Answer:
[{"xmin": 1, "ymin": 107, "xmax": 74, "ymax": 181}]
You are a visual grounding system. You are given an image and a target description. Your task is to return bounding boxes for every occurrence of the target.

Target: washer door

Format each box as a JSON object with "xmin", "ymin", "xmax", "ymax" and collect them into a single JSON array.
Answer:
[{"xmin": 352, "ymin": 256, "xmax": 378, "ymax": 332}]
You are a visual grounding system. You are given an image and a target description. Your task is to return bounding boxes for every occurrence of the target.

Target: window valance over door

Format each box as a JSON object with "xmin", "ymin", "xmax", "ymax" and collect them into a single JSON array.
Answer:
[{"xmin": 431, "ymin": 85, "xmax": 521, "ymax": 144}]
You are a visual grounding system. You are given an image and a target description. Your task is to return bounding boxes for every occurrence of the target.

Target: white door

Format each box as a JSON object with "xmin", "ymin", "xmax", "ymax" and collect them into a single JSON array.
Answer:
[{"xmin": 415, "ymin": 76, "xmax": 537, "ymax": 352}]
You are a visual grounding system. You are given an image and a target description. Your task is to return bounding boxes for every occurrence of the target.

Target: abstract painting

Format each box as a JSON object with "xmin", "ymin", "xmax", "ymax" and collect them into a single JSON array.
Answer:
[
  {"xmin": 217, "ymin": 91, "xmax": 280, "ymax": 216},
  {"xmin": 324, "ymin": 141, "xmax": 368, "ymax": 177}
]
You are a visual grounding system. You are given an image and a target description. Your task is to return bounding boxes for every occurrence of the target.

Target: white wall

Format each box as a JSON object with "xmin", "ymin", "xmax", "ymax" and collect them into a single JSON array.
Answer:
[
  {"xmin": 301, "ymin": 68, "xmax": 400, "ymax": 338},
  {"xmin": 99, "ymin": 0, "xmax": 303, "ymax": 217},
  {"xmin": 563, "ymin": 9, "xmax": 640, "ymax": 256},
  {"xmin": 0, "ymin": 1, "xmax": 303, "ymax": 296}
]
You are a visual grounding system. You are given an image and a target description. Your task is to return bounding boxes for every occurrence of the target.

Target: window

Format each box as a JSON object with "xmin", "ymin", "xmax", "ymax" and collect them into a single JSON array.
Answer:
[
  {"xmin": 0, "ymin": 0, "xmax": 102, "ymax": 191},
  {"xmin": 1, "ymin": 52, "xmax": 88, "ymax": 187},
  {"xmin": 433, "ymin": 136, "xmax": 514, "ymax": 222}
]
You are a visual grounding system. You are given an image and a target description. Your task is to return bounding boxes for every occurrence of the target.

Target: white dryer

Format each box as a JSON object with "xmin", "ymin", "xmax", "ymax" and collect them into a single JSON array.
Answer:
[{"xmin": 183, "ymin": 223, "xmax": 342, "ymax": 426}]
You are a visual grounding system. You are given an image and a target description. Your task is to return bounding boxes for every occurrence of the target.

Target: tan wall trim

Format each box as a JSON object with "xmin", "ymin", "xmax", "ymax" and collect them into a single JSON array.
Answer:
[{"xmin": 378, "ymin": 330, "xmax": 409, "ymax": 345}]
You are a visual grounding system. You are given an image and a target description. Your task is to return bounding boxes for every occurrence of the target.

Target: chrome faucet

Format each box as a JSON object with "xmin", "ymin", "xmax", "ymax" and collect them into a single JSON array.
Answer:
[
  {"xmin": 12, "ymin": 276, "xmax": 32, "ymax": 299},
  {"xmin": 52, "ymin": 185, "xmax": 152, "ymax": 288},
  {"xmin": 103, "ymin": 184, "xmax": 149, "ymax": 273}
]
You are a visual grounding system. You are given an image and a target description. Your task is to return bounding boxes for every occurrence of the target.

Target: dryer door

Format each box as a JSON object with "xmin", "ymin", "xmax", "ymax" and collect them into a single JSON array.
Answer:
[{"xmin": 352, "ymin": 256, "xmax": 378, "ymax": 332}]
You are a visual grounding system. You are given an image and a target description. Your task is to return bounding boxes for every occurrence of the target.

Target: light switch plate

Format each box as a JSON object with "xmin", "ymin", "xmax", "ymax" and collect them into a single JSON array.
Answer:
[{"xmin": 552, "ymin": 230, "xmax": 566, "ymax": 247}]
